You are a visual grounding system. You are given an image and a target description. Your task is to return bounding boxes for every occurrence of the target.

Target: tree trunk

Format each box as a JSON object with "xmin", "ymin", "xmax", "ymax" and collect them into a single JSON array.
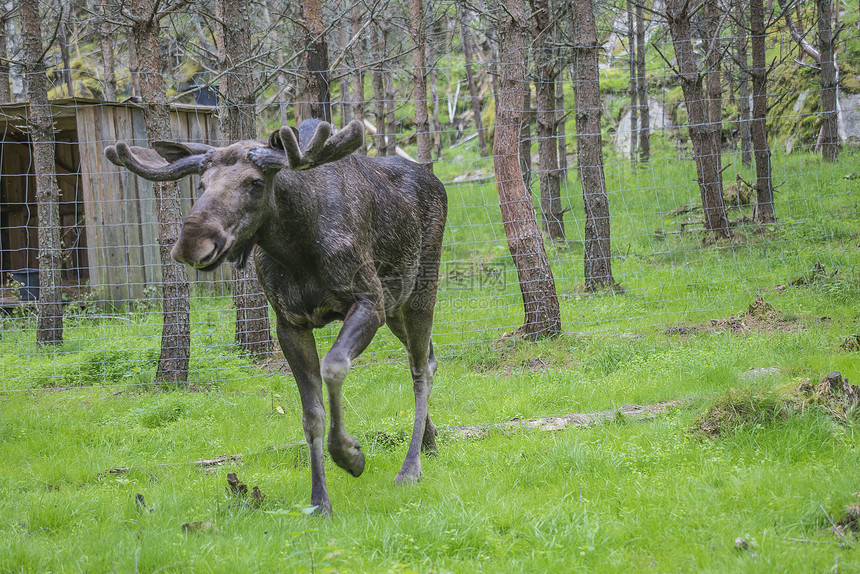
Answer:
[
  {"xmin": 571, "ymin": 0, "xmax": 616, "ymax": 290},
  {"xmin": 750, "ymin": 0, "xmax": 775, "ymax": 222},
  {"xmin": 301, "ymin": 0, "xmax": 331, "ymax": 122},
  {"xmin": 0, "ymin": 13, "xmax": 11, "ymax": 103},
  {"xmin": 665, "ymin": 0, "xmax": 730, "ymax": 240},
  {"xmin": 131, "ymin": 0, "xmax": 190, "ymax": 382},
  {"xmin": 488, "ymin": 26, "xmax": 501, "ymax": 108},
  {"xmin": 58, "ymin": 5, "xmax": 74, "ymax": 96},
  {"xmin": 735, "ymin": 0, "xmax": 752, "ymax": 167},
  {"xmin": 384, "ymin": 39, "xmax": 397, "ymax": 157},
  {"xmin": 519, "ymin": 88, "xmax": 533, "ymax": 189},
  {"xmin": 778, "ymin": 0, "xmax": 822, "ymax": 63},
  {"xmin": 98, "ymin": 1, "xmax": 117, "ymax": 101},
  {"xmin": 350, "ymin": 2, "xmax": 367, "ymax": 154},
  {"xmin": 636, "ymin": 1, "xmax": 650, "ymax": 162},
  {"xmin": 21, "ymin": 0, "xmax": 63, "ymax": 345},
  {"xmin": 556, "ymin": 73, "xmax": 567, "ymax": 180},
  {"xmin": 217, "ymin": 0, "xmax": 272, "ymax": 356},
  {"xmin": 428, "ymin": 17, "xmax": 442, "ymax": 159},
  {"xmin": 493, "ymin": 0, "xmax": 561, "ymax": 339},
  {"xmin": 817, "ymin": 0, "xmax": 839, "ymax": 161},
  {"xmin": 128, "ymin": 29, "xmax": 141, "ymax": 98},
  {"xmin": 371, "ymin": 22, "xmax": 388, "ymax": 156},
  {"xmin": 531, "ymin": 0, "xmax": 564, "ymax": 239},
  {"xmin": 410, "ymin": 0, "xmax": 433, "ymax": 169},
  {"xmin": 704, "ymin": 0, "xmax": 722, "ymax": 147},
  {"xmin": 627, "ymin": 0, "xmax": 638, "ymax": 166},
  {"xmin": 458, "ymin": 1, "xmax": 487, "ymax": 155}
]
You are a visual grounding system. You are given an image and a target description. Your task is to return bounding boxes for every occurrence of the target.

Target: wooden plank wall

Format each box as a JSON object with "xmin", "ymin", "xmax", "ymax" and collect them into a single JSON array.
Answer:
[
  {"xmin": 0, "ymin": 142, "xmax": 37, "ymax": 273},
  {"xmin": 0, "ymin": 137, "xmax": 86, "ymax": 283},
  {"xmin": 77, "ymin": 102, "xmax": 229, "ymax": 306}
]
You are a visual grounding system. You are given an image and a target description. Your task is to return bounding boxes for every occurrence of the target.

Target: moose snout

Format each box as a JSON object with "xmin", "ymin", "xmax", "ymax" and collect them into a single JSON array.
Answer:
[{"xmin": 171, "ymin": 220, "xmax": 232, "ymax": 270}]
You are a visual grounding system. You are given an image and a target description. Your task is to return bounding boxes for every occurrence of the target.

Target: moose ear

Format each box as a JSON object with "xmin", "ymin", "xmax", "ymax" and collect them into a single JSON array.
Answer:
[{"xmin": 152, "ymin": 141, "xmax": 215, "ymax": 163}]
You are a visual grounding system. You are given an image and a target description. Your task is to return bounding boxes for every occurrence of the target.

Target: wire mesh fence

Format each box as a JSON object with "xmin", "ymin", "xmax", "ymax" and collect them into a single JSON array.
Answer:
[{"xmin": 1, "ymin": 2, "xmax": 859, "ymax": 393}]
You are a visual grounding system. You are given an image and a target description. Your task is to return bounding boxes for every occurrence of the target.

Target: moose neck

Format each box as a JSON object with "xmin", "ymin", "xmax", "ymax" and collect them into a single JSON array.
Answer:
[{"xmin": 253, "ymin": 170, "xmax": 324, "ymax": 268}]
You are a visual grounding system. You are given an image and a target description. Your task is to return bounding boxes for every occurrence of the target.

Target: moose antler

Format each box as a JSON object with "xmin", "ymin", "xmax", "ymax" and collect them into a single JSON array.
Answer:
[
  {"xmin": 104, "ymin": 141, "xmax": 213, "ymax": 181},
  {"xmin": 249, "ymin": 119, "xmax": 364, "ymax": 172}
]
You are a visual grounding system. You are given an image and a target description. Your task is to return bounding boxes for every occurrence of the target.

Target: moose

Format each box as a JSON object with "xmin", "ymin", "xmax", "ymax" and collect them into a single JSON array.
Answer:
[{"xmin": 105, "ymin": 119, "xmax": 448, "ymax": 515}]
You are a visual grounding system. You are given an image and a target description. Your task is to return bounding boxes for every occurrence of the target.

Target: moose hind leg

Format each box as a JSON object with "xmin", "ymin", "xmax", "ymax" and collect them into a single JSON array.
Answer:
[
  {"xmin": 395, "ymin": 306, "xmax": 437, "ymax": 483},
  {"xmin": 388, "ymin": 311, "xmax": 438, "ymax": 456},
  {"xmin": 320, "ymin": 298, "xmax": 382, "ymax": 477}
]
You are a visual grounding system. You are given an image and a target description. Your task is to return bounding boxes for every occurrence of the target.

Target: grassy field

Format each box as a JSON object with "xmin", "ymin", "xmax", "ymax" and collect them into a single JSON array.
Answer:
[{"xmin": 1, "ymin": 145, "xmax": 859, "ymax": 572}]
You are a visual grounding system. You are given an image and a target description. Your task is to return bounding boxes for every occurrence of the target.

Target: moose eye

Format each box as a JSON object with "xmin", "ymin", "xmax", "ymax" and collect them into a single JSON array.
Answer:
[{"xmin": 250, "ymin": 179, "xmax": 265, "ymax": 189}]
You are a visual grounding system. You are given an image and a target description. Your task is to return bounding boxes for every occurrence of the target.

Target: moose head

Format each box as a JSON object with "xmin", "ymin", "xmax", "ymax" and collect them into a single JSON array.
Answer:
[{"xmin": 104, "ymin": 119, "xmax": 364, "ymax": 271}]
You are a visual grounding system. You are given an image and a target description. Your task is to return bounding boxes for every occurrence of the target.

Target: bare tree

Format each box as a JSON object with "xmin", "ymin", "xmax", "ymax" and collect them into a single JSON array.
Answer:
[
  {"xmin": 556, "ymin": 72, "xmax": 568, "ymax": 180},
  {"xmin": 97, "ymin": 1, "xmax": 117, "ymax": 101},
  {"xmin": 125, "ymin": 0, "xmax": 191, "ymax": 382},
  {"xmin": 817, "ymin": 0, "xmax": 839, "ymax": 161},
  {"xmin": 493, "ymin": 0, "xmax": 561, "ymax": 339},
  {"xmin": 703, "ymin": 0, "xmax": 722, "ymax": 139},
  {"xmin": 777, "ymin": 0, "xmax": 840, "ymax": 159},
  {"xmin": 21, "ymin": 0, "xmax": 63, "ymax": 345},
  {"xmin": 350, "ymin": 1, "xmax": 367, "ymax": 153},
  {"xmin": 627, "ymin": 0, "xmax": 638, "ymax": 166},
  {"xmin": 750, "ymin": 0, "xmax": 775, "ymax": 222},
  {"xmin": 531, "ymin": 0, "xmax": 564, "ymax": 239},
  {"xmin": 127, "ymin": 26, "xmax": 141, "ymax": 98},
  {"xmin": 734, "ymin": 0, "xmax": 752, "ymax": 167},
  {"xmin": 664, "ymin": 0, "xmax": 730, "ymax": 240},
  {"xmin": 636, "ymin": 0, "xmax": 650, "ymax": 162},
  {"xmin": 371, "ymin": 21, "xmax": 388, "ymax": 156},
  {"xmin": 519, "ymin": 88, "xmax": 534, "ymax": 189},
  {"xmin": 263, "ymin": 0, "xmax": 291, "ymax": 126},
  {"xmin": 458, "ymin": 0, "xmax": 487, "ymax": 154},
  {"xmin": 215, "ymin": 0, "xmax": 272, "ymax": 356},
  {"xmin": 410, "ymin": 0, "xmax": 433, "ymax": 168},
  {"xmin": 427, "ymin": 11, "xmax": 443, "ymax": 159},
  {"xmin": 0, "ymin": 7, "xmax": 13, "ymax": 103},
  {"xmin": 571, "ymin": 0, "xmax": 616, "ymax": 289},
  {"xmin": 300, "ymin": 0, "xmax": 331, "ymax": 122},
  {"xmin": 384, "ymin": 32, "xmax": 397, "ymax": 156},
  {"xmin": 57, "ymin": 3, "xmax": 74, "ymax": 96}
]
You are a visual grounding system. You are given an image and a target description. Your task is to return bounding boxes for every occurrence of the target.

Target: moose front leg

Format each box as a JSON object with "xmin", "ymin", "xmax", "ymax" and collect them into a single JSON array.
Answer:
[
  {"xmin": 275, "ymin": 320, "xmax": 332, "ymax": 515},
  {"xmin": 320, "ymin": 296, "xmax": 384, "ymax": 477}
]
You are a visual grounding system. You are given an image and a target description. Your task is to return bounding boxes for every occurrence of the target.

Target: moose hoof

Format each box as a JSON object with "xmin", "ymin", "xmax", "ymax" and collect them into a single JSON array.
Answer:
[
  {"xmin": 394, "ymin": 464, "xmax": 421, "ymax": 485},
  {"xmin": 312, "ymin": 500, "xmax": 333, "ymax": 517},
  {"xmin": 330, "ymin": 439, "xmax": 365, "ymax": 478}
]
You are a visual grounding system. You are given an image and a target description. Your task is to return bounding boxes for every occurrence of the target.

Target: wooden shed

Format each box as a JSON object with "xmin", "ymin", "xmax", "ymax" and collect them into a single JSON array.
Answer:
[{"xmin": 0, "ymin": 97, "xmax": 231, "ymax": 305}]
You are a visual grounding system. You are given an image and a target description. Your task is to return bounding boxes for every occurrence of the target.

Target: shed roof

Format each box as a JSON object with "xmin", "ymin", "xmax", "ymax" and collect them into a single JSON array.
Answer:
[{"xmin": 0, "ymin": 97, "xmax": 217, "ymax": 136}]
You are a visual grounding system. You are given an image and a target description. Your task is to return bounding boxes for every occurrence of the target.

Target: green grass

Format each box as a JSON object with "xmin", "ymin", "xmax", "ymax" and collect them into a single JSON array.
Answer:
[{"xmin": 1, "ymin": 147, "xmax": 859, "ymax": 571}]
